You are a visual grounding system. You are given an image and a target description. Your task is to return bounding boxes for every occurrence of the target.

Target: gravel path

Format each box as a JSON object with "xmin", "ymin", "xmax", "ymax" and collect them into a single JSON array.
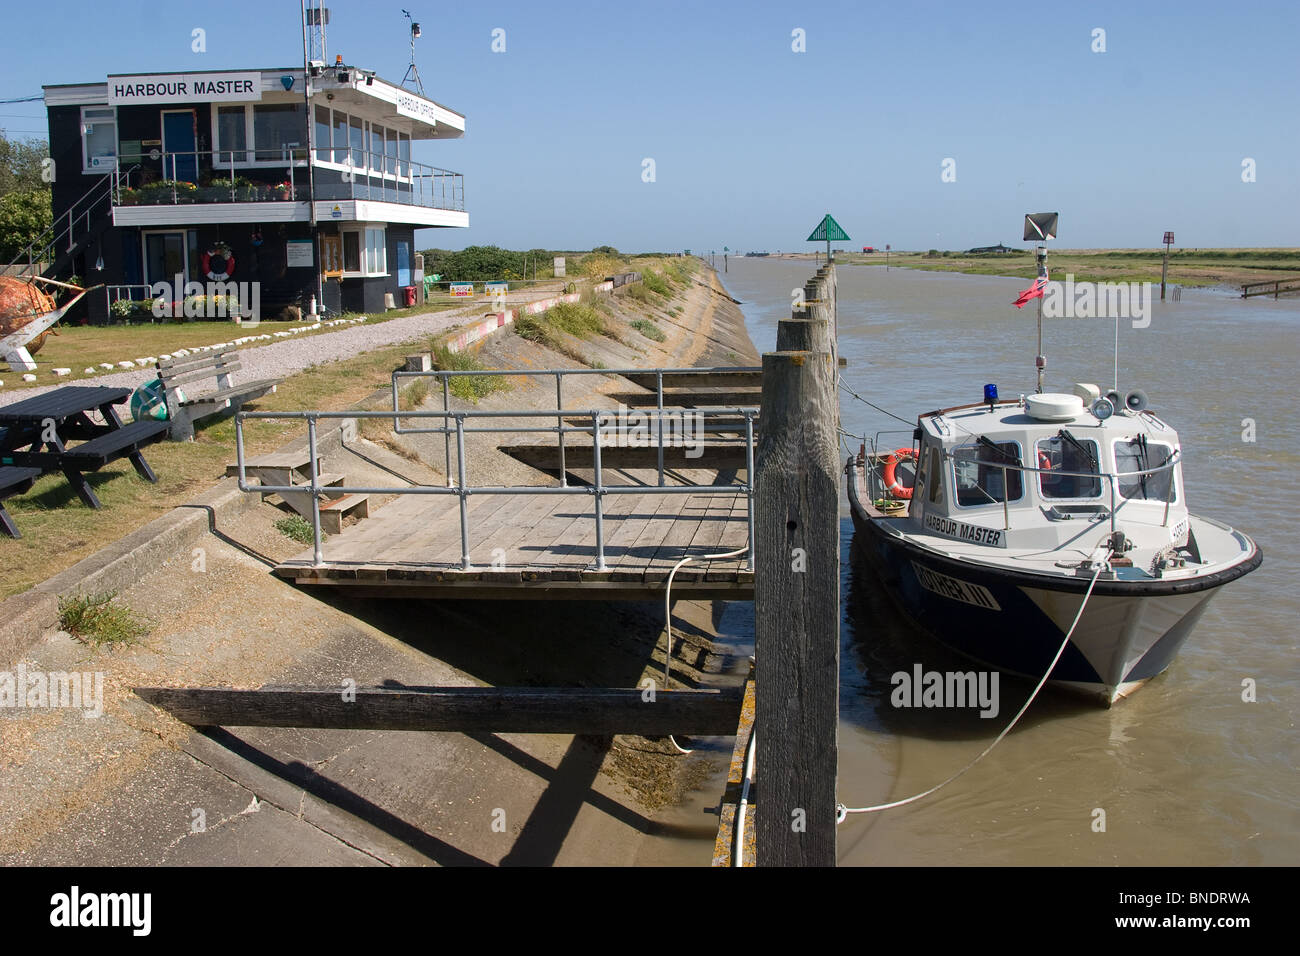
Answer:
[{"xmin": 4, "ymin": 286, "xmax": 565, "ymax": 404}]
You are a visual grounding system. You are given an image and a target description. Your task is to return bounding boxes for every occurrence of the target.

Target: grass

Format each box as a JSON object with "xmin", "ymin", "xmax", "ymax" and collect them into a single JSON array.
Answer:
[
  {"xmin": 0, "ymin": 337, "xmax": 462, "ymax": 598},
  {"xmin": 642, "ymin": 270, "xmax": 671, "ymax": 297},
  {"xmin": 431, "ymin": 344, "xmax": 511, "ymax": 401},
  {"xmin": 274, "ymin": 514, "xmax": 319, "ymax": 544},
  {"xmin": 57, "ymin": 591, "xmax": 150, "ymax": 648},
  {"xmin": 513, "ymin": 302, "xmax": 612, "ymax": 362},
  {"xmin": 629, "ymin": 318, "xmax": 666, "ymax": 342},
  {"xmin": 834, "ymin": 248, "xmax": 1300, "ymax": 288}
]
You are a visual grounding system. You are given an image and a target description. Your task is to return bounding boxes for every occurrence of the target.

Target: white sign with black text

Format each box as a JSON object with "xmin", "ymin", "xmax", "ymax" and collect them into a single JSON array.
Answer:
[{"xmin": 108, "ymin": 72, "xmax": 262, "ymax": 106}]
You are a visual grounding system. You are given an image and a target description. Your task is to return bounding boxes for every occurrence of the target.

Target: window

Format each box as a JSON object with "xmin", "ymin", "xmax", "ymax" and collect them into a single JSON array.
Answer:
[
  {"xmin": 927, "ymin": 446, "xmax": 944, "ymax": 504},
  {"xmin": 366, "ymin": 227, "xmax": 386, "ymax": 274},
  {"xmin": 952, "ymin": 439, "xmax": 1023, "ymax": 507},
  {"xmin": 334, "ymin": 110, "xmax": 349, "ymax": 164},
  {"xmin": 1037, "ymin": 433, "xmax": 1102, "ymax": 499},
  {"xmin": 342, "ymin": 232, "xmax": 361, "ymax": 273},
  {"xmin": 252, "ymin": 103, "xmax": 303, "ymax": 161},
  {"xmin": 314, "ymin": 105, "xmax": 332, "ymax": 164},
  {"xmin": 215, "ymin": 106, "xmax": 247, "ymax": 165},
  {"xmin": 81, "ymin": 106, "xmax": 117, "ymax": 172},
  {"xmin": 385, "ymin": 128, "xmax": 398, "ymax": 175},
  {"xmin": 370, "ymin": 124, "xmax": 384, "ymax": 172},
  {"xmin": 349, "ymin": 116, "xmax": 364, "ymax": 169},
  {"xmin": 1114, "ymin": 438, "xmax": 1176, "ymax": 501},
  {"xmin": 398, "ymin": 133, "xmax": 410, "ymax": 178}
]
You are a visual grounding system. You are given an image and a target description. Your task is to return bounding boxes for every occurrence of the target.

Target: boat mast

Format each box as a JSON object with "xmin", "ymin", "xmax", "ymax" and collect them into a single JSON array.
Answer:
[{"xmin": 1035, "ymin": 243, "xmax": 1047, "ymax": 394}]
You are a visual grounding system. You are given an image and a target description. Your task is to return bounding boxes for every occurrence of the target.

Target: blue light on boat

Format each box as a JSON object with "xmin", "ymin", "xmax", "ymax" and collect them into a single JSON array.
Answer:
[{"xmin": 984, "ymin": 383, "xmax": 998, "ymax": 407}]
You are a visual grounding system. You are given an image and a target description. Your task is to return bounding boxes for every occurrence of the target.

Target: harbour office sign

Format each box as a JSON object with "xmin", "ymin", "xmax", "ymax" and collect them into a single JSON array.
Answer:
[{"xmin": 108, "ymin": 72, "xmax": 262, "ymax": 106}]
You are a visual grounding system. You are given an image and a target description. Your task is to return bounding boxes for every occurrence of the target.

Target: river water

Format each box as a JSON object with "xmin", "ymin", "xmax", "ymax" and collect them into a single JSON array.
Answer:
[{"xmin": 706, "ymin": 256, "xmax": 1297, "ymax": 866}]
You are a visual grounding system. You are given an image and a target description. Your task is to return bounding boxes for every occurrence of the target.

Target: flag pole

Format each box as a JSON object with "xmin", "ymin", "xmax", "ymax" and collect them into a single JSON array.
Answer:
[{"xmin": 1035, "ymin": 242, "xmax": 1047, "ymax": 394}]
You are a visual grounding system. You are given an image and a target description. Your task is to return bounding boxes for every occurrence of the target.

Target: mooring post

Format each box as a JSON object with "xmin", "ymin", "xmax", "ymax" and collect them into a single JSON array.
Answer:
[{"xmin": 754, "ymin": 279, "xmax": 840, "ymax": 865}]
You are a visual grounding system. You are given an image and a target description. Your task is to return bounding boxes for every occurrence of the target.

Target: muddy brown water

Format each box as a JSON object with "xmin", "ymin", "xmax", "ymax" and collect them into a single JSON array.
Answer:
[{"xmin": 643, "ymin": 258, "xmax": 1297, "ymax": 866}]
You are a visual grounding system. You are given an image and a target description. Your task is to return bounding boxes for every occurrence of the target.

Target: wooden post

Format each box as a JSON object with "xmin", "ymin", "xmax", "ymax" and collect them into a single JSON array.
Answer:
[{"xmin": 754, "ymin": 295, "xmax": 840, "ymax": 865}]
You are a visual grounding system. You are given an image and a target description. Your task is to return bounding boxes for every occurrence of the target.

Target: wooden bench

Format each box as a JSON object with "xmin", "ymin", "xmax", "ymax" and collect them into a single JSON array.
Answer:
[
  {"xmin": 0, "ymin": 465, "xmax": 41, "ymax": 538},
  {"xmin": 158, "ymin": 348, "xmax": 282, "ymax": 441}
]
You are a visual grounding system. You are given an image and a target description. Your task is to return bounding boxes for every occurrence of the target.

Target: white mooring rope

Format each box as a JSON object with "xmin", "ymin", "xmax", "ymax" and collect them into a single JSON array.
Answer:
[{"xmin": 836, "ymin": 550, "xmax": 1110, "ymax": 822}]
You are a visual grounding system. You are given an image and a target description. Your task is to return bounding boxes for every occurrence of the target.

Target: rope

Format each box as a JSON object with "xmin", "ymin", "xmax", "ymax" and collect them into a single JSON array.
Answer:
[
  {"xmin": 837, "ymin": 376, "xmax": 915, "ymax": 427},
  {"xmin": 836, "ymin": 547, "xmax": 1111, "ymax": 822},
  {"xmin": 662, "ymin": 544, "xmax": 750, "ymax": 755},
  {"xmin": 733, "ymin": 727, "xmax": 757, "ymax": 867}
]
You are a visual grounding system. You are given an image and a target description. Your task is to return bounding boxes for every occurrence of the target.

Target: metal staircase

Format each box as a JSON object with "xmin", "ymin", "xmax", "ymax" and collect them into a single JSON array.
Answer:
[{"xmin": 3, "ymin": 166, "xmax": 136, "ymax": 281}]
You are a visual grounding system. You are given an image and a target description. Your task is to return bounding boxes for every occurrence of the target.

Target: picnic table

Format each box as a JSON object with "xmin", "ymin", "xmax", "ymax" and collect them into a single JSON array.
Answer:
[{"xmin": 0, "ymin": 386, "xmax": 169, "ymax": 534}]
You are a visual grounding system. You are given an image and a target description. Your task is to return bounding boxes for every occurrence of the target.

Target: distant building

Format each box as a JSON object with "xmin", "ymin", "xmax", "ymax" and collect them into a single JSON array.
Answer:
[
  {"xmin": 967, "ymin": 243, "xmax": 1015, "ymax": 254},
  {"xmin": 41, "ymin": 61, "xmax": 467, "ymax": 322}
]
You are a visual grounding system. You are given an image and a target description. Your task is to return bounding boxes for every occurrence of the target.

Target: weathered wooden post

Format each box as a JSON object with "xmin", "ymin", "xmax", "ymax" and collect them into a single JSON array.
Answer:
[{"xmin": 754, "ymin": 265, "xmax": 840, "ymax": 866}]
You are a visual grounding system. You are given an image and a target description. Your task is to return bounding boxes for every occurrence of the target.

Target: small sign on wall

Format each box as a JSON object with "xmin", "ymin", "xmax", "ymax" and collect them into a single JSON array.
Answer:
[
  {"xmin": 286, "ymin": 239, "xmax": 314, "ymax": 268},
  {"xmin": 449, "ymin": 282, "xmax": 474, "ymax": 297}
]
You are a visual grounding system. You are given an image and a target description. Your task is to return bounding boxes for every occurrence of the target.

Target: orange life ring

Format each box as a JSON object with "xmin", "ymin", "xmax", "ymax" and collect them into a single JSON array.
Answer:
[
  {"xmin": 1038, "ymin": 451, "xmax": 1052, "ymax": 472},
  {"xmin": 882, "ymin": 447, "xmax": 917, "ymax": 499},
  {"xmin": 202, "ymin": 246, "xmax": 235, "ymax": 281}
]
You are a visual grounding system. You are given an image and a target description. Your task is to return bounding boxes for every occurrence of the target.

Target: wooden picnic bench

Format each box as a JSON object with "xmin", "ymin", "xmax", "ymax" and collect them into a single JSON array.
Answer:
[
  {"xmin": 0, "ymin": 385, "xmax": 168, "ymax": 534},
  {"xmin": 158, "ymin": 347, "xmax": 282, "ymax": 441}
]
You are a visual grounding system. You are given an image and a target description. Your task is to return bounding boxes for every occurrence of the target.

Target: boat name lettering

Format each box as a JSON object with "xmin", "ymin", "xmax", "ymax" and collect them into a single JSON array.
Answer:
[
  {"xmin": 923, "ymin": 513, "xmax": 1005, "ymax": 547},
  {"xmin": 911, "ymin": 562, "xmax": 1002, "ymax": 611}
]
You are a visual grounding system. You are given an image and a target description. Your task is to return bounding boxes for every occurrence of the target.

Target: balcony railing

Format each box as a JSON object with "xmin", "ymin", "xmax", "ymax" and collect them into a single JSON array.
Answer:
[{"xmin": 110, "ymin": 149, "xmax": 465, "ymax": 213}]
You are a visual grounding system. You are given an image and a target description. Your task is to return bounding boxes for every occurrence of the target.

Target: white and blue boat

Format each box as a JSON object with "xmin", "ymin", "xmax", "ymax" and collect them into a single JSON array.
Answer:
[{"xmin": 846, "ymin": 385, "xmax": 1262, "ymax": 704}]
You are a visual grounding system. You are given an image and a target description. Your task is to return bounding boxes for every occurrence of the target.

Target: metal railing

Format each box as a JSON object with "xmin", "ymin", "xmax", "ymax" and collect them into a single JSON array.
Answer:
[
  {"xmin": 235, "ymin": 406, "xmax": 758, "ymax": 572},
  {"xmin": 391, "ymin": 366, "xmax": 763, "ymax": 489},
  {"xmin": 110, "ymin": 148, "xmax": 465, "ymax": 212},
  {"xmin": 863, "ymin": 432, "xmax": 1182, "ymax": 535},
  {"xmin": 4, "ymin": 167, "xmax": 138, "ymax": 280}
]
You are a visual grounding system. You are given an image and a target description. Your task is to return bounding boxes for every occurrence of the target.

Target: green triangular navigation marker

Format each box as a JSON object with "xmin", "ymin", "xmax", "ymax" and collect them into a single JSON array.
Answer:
[{"xmin": 806, "ymin": 214, "xmax": 850, "ymax": 242}]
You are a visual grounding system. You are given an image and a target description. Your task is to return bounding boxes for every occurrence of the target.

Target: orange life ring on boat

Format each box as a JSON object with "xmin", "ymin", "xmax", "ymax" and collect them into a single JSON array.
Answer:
[
  {"xmin": 882, "ymin": 447, "xmax": 917, "ymax": 499},
  {"xmin": 1038, "ymin": 450, "xmax": 1052, "ymax": 472},
  {"xmin": 202, "ymin": 246, "xmax": 235, "ymax": 281}
]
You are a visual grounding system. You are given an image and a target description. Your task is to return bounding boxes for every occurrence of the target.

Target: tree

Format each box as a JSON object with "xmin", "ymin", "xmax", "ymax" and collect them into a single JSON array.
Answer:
[
  {"xmin": 0, "ymin": 132, "xmax": 49, "ymax": 198},
  {"xmin": 0, "ymin": 187, "xmax": 53, "ymax": 262}
]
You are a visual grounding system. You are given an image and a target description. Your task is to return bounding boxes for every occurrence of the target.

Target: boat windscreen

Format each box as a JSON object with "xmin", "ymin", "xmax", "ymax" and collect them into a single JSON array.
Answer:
[{"xmin": 1038, "ymin": 433, "xmax": 1102, "ymax": 499}]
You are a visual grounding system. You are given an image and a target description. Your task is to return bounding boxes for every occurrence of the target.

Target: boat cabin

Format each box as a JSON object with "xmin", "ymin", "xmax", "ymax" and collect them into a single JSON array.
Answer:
[{"xmin": 905, "ymin": 387, "xmax": 1189, "ymax": 556}]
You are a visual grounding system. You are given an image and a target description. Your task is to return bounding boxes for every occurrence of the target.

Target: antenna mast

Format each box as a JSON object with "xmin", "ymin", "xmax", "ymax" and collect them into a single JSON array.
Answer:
[
  {"xmin": 401, "ymin": 10, "xmax": 425, "ymax": 96},
  {"xmin": 305, "ymin": 0, "xmax": 328, "ymax": 65}
]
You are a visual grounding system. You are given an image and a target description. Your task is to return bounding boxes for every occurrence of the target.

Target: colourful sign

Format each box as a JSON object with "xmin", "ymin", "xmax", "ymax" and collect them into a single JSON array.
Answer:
[
  {"xmin": 449, "ymin": 282, "xmax": 474, "ymax": 297},
  {"xmin": 485, "ymin": 281, "xmax": 508, "ymax": 299}
]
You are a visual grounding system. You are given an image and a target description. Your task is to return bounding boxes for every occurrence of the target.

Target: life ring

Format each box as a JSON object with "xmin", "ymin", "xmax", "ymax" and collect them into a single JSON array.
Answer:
[
  {"xmin": 202, "ymin": 246, "xmax": 235, "ymax": 281},
  {"xmin": 1038, "ymin": 451, "xmax": 1052, "ymax": 472},
  {"xmin": 882, "ymin": 447, "xmax": 918, "ymax": 499}
]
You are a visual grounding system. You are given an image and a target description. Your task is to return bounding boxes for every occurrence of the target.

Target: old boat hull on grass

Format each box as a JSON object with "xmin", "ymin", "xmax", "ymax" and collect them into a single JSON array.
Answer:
[{"xmin": 847, "ymin": 456, "xmax": 1260, "ymax": 705}]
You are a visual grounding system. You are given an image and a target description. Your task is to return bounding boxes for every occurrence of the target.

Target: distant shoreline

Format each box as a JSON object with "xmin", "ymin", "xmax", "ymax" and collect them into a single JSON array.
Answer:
[{"xmin": 746, "ymin": 249, "xmax": 1300, "ymax": 292}]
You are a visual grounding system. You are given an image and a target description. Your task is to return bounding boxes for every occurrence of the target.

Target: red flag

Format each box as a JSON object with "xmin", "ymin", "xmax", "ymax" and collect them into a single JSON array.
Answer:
[{"xmin": 1013, "ymin": 275, "xmax": 1047, "ymax": 308}]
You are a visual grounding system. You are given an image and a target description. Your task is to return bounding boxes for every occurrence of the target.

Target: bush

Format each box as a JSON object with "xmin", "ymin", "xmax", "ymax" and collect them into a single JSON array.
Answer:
[
  {"xmin": 274, "ymin": 514, "xmax": 320, "ymax": 544},
  {"xmin": 58, "ymin": 591, "xmax": 150, "ymax": 648},
  {"xmin": 432, "ymin": 344, "xmax": 509, "ymax": 401},
  {"xmin": 642, "ymin": 270, "xmax": 671, "ymax": 296},
  {"xmin": 629, "ymin": 318, "xmax": 666, "ymax": 342}
]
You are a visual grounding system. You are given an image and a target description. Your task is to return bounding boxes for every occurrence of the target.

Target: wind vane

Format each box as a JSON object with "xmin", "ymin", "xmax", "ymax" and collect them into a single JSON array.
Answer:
[{"xmin": 807, "ymin": 213, "xmax": 850, "ymax": 263}]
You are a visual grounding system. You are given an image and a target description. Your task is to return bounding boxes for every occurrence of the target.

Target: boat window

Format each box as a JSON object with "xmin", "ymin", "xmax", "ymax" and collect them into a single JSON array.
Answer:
[
  {"xmin": 1037, "ymin": 434, "xmax": 1102, "ymax": 499},
  {"xmin": 927, "ymin": 446, "xmax": 943, "ymax": 504},
  {"xmin": 1114, "ymin": 438, "xmax": 1176, "ymax": 501},
  {"xmin": 952, "ymin": 439, "xmax": 1022, "ymax": 507}
]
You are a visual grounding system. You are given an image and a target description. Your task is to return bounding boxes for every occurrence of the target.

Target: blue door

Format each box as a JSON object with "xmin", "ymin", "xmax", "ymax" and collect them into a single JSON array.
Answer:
[
  {"xmin": 396, "ymin": 241, "xmax": 411, "ymax": 287},
  {"xmin": 162, "ymin": 110, "xmax": 198, "ymax": 183}
]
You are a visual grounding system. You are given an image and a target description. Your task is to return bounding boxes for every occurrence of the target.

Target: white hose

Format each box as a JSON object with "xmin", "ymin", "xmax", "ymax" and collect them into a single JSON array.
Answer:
[
  {"xmin": 733, "ymin": 727, "xmax": 757, "ymax": 867},
  {"xmin": 836, "ymin": 552, "xmax": 1109, "ymax": 821},
  {"xmin": 662, "ymin": 545, "xmax": 750, "ymax": 755}
]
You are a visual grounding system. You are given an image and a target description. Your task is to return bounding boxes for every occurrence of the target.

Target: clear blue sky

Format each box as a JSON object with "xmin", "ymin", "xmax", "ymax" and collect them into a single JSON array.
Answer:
[{"xmin": 3, "ymin": 0, "xmax": 1297, "ymax": 252}]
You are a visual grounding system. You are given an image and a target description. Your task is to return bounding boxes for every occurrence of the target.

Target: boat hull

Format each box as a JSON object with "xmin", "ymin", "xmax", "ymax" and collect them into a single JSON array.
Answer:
[{"xmin": 846, "ymin": 462, "xmax": 1258, "ymax": 705}]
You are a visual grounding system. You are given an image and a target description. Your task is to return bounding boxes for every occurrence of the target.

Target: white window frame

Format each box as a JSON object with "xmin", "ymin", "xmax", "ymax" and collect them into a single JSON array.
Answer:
[
  {"xmin": 209, "ymin": 102, "xmax": 309, "ymax": 168},
  {"xmin": 304, "ymin": 106, "xmax": 413, "ymax": 184},
  {"xmin": 81, "ymin": 105, "xmax": 118, "ymax": 174},
  {"xmin": 340, "ymin": 224, "xmax": 388, "ymax": 278}
]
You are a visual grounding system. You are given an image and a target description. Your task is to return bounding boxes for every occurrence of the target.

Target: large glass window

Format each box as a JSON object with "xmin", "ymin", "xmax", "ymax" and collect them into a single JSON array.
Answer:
[
  {"xmin": 952, "ymin": 440, "xmax": 1023, "ymax": 507},
  {"xmin": 342, "ymin": 232, "xmax": 360, "ymax": 273},
  {"xmin": 1037, "ymin": 433, "xmax": 1102, "ymax": 499},
  {"xmin": 334, "ymin": 110, "xmax": 349, "ymax": 164},
  {"xmin": 82, "ymin": 106, "xmax": 117, "ymax": 172},
  {"xmin": 398, "ymin": 133, "xmax": 410, "ymax": 178},
  {"xmin": 349, "ymin": 116, "xmax": 364, "ymax": 169},
  {"xmin": 215, "ymin": 106, "xmax": 247, "ymax": 165},
  {"xmin": 1115, "ymin": 438, "xmax": 1176, "ymax": 501},
  {"xmin": 365, "ymin": 227, "xmax": 386, "ymax": 274},
  {"xmin": 252, "ymin": 103, "xmax": 303, "ymax": 161},
  {"xmin": 314, "ymin": 105, "xmax": 332, "ymax": 164},
  {"xmin": 385, "ymin": 128, "xmax": 398, "ymax": 175},
  {"xmin": 369, "ymin": 124, "xmax": 384, "ymax": 172}
]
